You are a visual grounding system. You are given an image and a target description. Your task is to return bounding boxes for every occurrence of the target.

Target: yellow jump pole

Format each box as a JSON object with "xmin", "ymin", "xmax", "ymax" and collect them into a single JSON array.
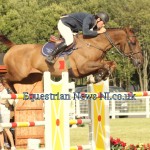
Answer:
[
  {"xmin": 88, "ymin": 79, "xmax": 110, "ymax": 150},
  {"xmin": 44, "ymin": 72, "xmax": 70, "ymax": 150}
]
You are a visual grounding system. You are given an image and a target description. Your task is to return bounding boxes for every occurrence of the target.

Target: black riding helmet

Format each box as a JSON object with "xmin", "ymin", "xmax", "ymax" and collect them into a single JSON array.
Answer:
[{"xmin": 95, "ymin": 12, "xmax": 109, "ymax": 23}]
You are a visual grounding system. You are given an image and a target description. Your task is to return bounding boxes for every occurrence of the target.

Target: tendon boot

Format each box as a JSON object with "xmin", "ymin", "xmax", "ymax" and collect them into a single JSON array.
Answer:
[{"xmin": 46, "ymin": 41, "xmax": 67, "ymax": 64}]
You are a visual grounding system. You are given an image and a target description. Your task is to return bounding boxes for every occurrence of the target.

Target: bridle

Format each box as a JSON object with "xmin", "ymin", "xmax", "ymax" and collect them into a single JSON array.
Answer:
[
  {"xmin": 126, "ymin": 35, "xmax": 142, "ymax": 59},
  {"xmin": 104, "ymin": 29, "xmax": 142, "ymax": 60},
  {"xmin": 78, "ymin": 28, "xmax": 142, "ymax": 60}
]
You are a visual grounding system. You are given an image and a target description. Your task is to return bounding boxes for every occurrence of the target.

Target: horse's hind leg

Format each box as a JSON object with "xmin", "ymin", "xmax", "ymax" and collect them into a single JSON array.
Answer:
[
  {"xmin": 5, "ymin": 71, "xmax": 23, "ymax": 82},
  {"xmin": 4, "ymin": 67, "xmax": 31, "ymax": 93},
  {"xmin": 7, "ymin": 82, "xmax": 17, "ymax": 93},
  {"xmin": 3, "ymin": 77, "xmax": 17, "ymax": 93},
  {"xmin": 5, "ymin": 60, "xmax": 32, "ymax": 82}
]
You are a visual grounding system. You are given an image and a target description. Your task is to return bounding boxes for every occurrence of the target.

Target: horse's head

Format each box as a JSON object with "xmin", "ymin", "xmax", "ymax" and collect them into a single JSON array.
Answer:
[{"xmin": 122, "ymin": 27, "xmax": 144, "ymax": 67}]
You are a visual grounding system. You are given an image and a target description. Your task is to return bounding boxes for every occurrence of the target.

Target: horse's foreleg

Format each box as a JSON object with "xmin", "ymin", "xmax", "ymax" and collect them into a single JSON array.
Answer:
[
  {"xmin": 95, "ymin": 61, "xmax": 117, "ymax": 82},
  {"xmin": 79, "ymin": 60, "xmax": 117, "ymax": 83},
  {"xmin": 105, "ymin": 61, "xmax": 117, "ymax": 74},
  {"xmin": 79, "ymin": 60, "xmax": 116, "ymax": 74},
  {"xmin": 79, "ymin": 60, "xmax": 108, "ymax": 74}
]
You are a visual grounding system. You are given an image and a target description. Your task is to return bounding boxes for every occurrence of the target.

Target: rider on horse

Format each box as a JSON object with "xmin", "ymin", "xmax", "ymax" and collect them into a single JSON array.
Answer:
[{"xmin": 46, "ymin": 12, "xmax": 109, "ymax": 63}]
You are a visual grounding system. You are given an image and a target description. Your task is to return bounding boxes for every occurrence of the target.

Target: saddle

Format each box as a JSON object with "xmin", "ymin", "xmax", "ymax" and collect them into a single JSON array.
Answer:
[
  {"xmin": 49, "ymin": 35, "xmax": 63, "ymax": 44},
  {"xmin": 42, "ymin": 35, "xmax": 76, "ymax": 57},
  {"xmin": 49, "ymin": 35, "xmax": 76, "ymax": 51}
]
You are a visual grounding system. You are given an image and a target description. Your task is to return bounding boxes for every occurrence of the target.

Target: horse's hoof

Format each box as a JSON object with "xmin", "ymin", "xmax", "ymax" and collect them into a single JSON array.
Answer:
[
  {"xmin": 87, "ymin": 75, "xmax": 95, "ymax": 84},
  {"xmin": 94, "ymin": 76, "xmax": 103, "ymax": 83},
  {"xmin": 95, "ymin": 79, "xmax": 102, "ymax": 83},
  {"xmin": 87, "ymin": 79, "xmax": 95, "ymax": 84},
  {"xmin": 102, "ymin": 76, "xmax": 108, "ymax": 81}
]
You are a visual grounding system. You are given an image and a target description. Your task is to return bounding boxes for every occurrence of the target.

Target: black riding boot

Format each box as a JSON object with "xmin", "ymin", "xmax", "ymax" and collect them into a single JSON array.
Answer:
[{"xmin": 46, "ymin": 41, "xmax": 67, "ymax": 64}]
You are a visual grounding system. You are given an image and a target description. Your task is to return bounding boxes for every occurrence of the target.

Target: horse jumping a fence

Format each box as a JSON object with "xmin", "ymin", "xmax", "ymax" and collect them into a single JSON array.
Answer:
[
  {"xmin": 0, "ymin": 72, "xmax": 110, "ymax": 150},
  {"xmin": 0, "ymin": 27, "xmax": 143, "ymax": 92}
]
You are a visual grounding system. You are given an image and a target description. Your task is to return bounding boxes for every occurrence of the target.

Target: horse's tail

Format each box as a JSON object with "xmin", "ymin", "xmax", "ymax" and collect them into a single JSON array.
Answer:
[{"xmin": 0, "ymin": 34, "xmax": 15, "ymax": 48}]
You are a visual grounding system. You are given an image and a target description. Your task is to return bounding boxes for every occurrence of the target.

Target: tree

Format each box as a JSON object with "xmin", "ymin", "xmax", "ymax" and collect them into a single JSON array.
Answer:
[{"xmin": 0, "ymin": 0, "xmax": 149, "ymax": 90}]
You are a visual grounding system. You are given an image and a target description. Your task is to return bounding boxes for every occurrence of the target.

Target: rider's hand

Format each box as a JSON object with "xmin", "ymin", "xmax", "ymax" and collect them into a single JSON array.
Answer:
[{"xmin": 97, "ymin": 27, "xmax": 106, "ymax": 34}]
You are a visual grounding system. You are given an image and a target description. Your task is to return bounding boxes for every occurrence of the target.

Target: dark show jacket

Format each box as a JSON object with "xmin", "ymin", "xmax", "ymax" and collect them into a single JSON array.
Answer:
[{"xmin": 60, "ymin": 12, "xmax": 98, "ymax": 37}]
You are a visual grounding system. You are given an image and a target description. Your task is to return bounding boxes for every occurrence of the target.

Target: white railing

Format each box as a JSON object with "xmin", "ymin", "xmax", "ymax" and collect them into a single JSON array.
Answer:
[
  {"xmin": 109, "ymin": 97, "xmax": 150, "ymax": 119},
  {"xmin": 75, "ymin": 97, "xmax": 150, "ymax": 119}
]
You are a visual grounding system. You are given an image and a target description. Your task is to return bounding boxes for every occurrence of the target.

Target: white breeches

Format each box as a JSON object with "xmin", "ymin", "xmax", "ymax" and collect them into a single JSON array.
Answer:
[{"xmin": 58, "ymin": 20, "xmax": 74, "ymax": 46}]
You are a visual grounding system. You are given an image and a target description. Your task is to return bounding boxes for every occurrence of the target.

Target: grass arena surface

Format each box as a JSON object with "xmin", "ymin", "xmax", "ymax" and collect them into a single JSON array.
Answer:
[
  {"xmin": 8, "ymin": 118, "xmax": 150, "ymax": 149},
  {"xmin": 71, "ymin": 118, "xmax": 150, "ymax": 146},
  {"xmin": 110, "ymin": 118, "xmax": 150, "ymax": 145}
]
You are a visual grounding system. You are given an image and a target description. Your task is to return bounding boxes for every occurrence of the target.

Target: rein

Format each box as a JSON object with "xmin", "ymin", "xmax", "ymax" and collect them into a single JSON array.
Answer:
[
  {"xmin": 76, "ymin": 35, "xmax": 107, "ymax": 58},
  {"xmin": 104, "ymin": 32, "xmax": 125, "ymax": 56}
]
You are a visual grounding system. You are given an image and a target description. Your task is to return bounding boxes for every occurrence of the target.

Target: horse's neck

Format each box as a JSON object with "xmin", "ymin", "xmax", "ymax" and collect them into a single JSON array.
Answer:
[
  {"xmin": 106, "ymin": 29, "xmax": 126, "ymax": 43},
  {"xmin": 74, "ymin": 29, "xmax": 126, "ymax": 51},
  {"xmin": 74, "ymin": 33, "xmax": 112, "ymax": 51}
]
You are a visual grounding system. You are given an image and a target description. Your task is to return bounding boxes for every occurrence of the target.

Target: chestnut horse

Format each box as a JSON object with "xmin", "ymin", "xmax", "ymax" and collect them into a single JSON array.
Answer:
[{"xmin": 0, "ymin": 27, "xmax": 143, "ymax": 92}]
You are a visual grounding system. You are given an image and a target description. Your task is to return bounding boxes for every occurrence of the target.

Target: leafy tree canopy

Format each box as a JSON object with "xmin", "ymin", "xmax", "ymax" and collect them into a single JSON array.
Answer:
[{"xmin": 0, "ymin": 0, "xmax": 149, "ymax": 90}]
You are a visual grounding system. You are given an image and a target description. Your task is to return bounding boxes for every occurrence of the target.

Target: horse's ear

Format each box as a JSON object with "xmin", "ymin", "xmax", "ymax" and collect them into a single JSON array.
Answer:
[
  {"xmin": 129, "ymin": 25, "xmax": 133, "ymax": 29},
  {"xmin": 125, "ymin": 26, "xmax": 136, "ymax": 34},
  {"xmin": 128, "ymin": 25, "xmax": 138, "ymax": 33},
  {"xmin": 124, "ymin": 27, "xmax": 130, "ymax": 33},
  {"xmin": 125, "ymin": 25, "xmax": 133, "ymax": 30}
]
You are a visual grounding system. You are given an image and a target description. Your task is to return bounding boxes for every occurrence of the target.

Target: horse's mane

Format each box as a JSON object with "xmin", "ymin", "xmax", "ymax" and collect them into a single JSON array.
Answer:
[
  {"xmin": 106, "ymin": 27, "xmax": 125, "ymax": 31},
  {"xmin": 106, "ymin": 27, "xmax": 135, "ymax": 33}
]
